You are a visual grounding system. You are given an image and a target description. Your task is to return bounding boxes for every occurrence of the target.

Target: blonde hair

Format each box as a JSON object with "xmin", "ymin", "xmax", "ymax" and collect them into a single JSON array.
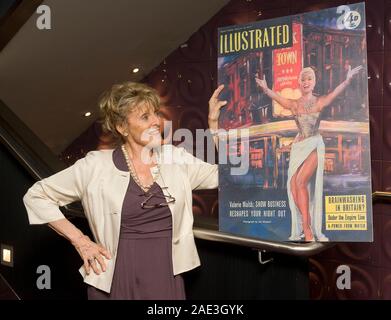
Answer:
[
  {"xmin": 98, "ymin": 82, "xmax": 160, "ymax": 143},
  {"xmin": 299, "ymin": 67, "xmax": 316, "ymax": 83}
]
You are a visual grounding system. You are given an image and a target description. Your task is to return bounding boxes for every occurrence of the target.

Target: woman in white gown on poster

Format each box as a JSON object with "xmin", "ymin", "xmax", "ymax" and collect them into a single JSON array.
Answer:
[{"xmin": 255, "ymin": 66, "xmax": 362, "ymax": 241}]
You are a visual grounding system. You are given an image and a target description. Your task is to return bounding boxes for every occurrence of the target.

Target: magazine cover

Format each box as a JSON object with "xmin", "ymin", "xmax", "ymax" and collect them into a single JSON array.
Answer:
[{"xmin": 217, "ymin": 3, "xmax": 373, "ymax": 242}]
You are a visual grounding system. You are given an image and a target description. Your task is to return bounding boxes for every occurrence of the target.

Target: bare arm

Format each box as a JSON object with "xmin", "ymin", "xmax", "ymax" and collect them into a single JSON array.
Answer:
[
  {"xmin": 48, "ymin": 218, "xmax": 111, "ymax": 275},
  {"xmin": 167, "ymin": 85, "xmax": 225, "ymax": 191},
  {"xmin": 22, "ymin": 153, "xmax": 111, "ymax": 276},
  {"xmin": 318, "ymin": 65, "xmax": 363, "ymax": 110},
  {"xmin": 208, "ymin": 84, "xmax": 227, "ymax": 151},
  {"xmin": 255, "ymin": 75, "xmax": 296, "ymax": 111}
]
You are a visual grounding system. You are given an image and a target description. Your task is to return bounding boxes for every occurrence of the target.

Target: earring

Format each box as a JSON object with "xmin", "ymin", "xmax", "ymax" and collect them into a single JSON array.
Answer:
[{"xmin": 124, "ymin": 132, "xmax": 128, "ymax": 137}]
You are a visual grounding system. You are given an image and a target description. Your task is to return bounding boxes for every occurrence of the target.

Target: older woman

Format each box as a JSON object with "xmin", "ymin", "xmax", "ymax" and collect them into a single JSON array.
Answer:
[
  {"xmin": 256, "ymin": 65, "xmax": 362, "ymax": 242},
  {"xmin": 23, "ymin": 82, "xmax": 226, "ymax": 299}
]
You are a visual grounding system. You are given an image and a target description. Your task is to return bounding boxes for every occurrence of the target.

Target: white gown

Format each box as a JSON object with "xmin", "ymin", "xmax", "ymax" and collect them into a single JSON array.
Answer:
[{"xmin": 287, "ymin": 112, "xmax": 329, "ymax": 241}]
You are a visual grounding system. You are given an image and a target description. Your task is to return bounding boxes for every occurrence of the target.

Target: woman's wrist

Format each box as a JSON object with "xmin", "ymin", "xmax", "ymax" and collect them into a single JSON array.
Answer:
[
  {"xmin": 209, "ymin": 128, "xmax": 219, "ymax": 136},
  {"xmin": 48, "ymin": 219, "xmax": 87, "ymax": 247},
  {"xmin": 208, "ymin": 118, "xmax": 218, "ymax": 129},
  {"xmin": 344, "ymin": 80, "xmax": 349, "ymax": 88},
  {"xmin": 70, "ymin": 233, "xmax": 88, "ymax": 247},
  {"xmin": 208, "ymin": 115, "xmax": 218, "ymax": 124}
]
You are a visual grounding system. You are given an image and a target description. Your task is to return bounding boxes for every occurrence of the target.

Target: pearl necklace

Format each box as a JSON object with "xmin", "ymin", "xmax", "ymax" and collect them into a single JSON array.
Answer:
[{"xmin": 121, "ymin": 144, "xmax": 157, "ymax": 193}]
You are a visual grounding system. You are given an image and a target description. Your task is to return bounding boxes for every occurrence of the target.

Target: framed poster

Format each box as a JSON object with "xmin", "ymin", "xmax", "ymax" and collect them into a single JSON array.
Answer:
[{"xmin": 218, "ymin": 3, "xmax": 372, "ymax": 242}]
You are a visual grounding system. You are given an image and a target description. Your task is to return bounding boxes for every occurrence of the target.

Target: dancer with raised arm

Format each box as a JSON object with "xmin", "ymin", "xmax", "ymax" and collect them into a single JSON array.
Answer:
[{"xmin": 255, "ymin": 65, "xmax": 363, "ymax": 241}]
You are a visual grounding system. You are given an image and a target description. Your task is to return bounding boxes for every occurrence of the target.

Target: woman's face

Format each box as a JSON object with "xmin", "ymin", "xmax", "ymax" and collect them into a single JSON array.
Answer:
[
  {"xmin": 299, "ymin": 72, "xmax": 316, "ymax": 94},
  {"xmin": 120, "ymin": 102, "xmax": 162, "ymax": 148}
]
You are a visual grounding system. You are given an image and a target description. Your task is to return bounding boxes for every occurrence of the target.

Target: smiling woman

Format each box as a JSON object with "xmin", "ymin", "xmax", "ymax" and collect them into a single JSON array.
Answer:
[
  {"xmin": 99, "ymin": 82, "xmax": 161, "ymax": 146},
  {"xmin": 23, "ymin": 81, "xmax": 226, "ymax": 300}
]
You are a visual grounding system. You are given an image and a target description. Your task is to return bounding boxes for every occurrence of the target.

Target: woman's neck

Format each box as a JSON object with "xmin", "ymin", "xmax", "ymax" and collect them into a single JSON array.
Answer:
[
  {"xmin": 301, "ymin": 92, "xmax": 314, "ymax": 100},
  {"xmin": 123, "ymin": 142, "xmax": 154, "ymax": 165}
]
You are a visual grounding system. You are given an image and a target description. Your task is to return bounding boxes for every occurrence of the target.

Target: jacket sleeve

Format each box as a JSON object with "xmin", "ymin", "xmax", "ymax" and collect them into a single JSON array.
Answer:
[
  {"xmin": 174, "ymin": 146, "xmax": 218, "ymax": 190},
  {"xmin": 23, "ymin": 152, "xmax": 95, "ymax": 224}
]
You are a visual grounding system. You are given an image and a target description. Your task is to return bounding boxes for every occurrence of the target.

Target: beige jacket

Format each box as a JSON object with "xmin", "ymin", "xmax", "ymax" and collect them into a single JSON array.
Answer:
[{"xmin": 23, "ymin": 144, "xmax": 218, "ymax": 293}]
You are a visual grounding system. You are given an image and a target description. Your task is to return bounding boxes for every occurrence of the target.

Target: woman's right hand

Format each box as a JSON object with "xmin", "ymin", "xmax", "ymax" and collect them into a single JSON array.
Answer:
[
  {"xmin": 71, "ymin": 234, "xmax": 112, "ymax": 275},
  {"xmin": 346, "ymin": 65, "xmax": 363, "ymax": 82},
  {"xmin": 255, "ymin": 74, "xmax": 269, "ymax": 92}
]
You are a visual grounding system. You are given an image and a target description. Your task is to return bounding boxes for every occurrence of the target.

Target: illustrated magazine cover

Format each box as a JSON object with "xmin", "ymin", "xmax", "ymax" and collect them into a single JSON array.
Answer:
[{"xmin": 217, "ymin": 3, "xmax": 373, "ymax": 242}]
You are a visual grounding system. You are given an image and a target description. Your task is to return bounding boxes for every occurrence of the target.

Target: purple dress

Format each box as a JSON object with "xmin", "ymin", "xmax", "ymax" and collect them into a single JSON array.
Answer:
[{"xmin": 87, "ymin": 147, "xmax": 185, "ymax": 300}]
